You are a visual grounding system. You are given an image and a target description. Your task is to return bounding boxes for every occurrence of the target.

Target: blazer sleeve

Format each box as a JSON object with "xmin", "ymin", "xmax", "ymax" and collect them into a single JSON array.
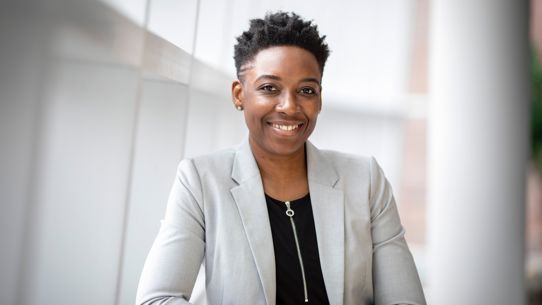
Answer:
[
  {"xmin": 369, "ymin": 157, "xmax": 427, "ymax": 305},
  {"xmin": 136, "ymin": 159, "xmax": 205, "ymax": 305}
]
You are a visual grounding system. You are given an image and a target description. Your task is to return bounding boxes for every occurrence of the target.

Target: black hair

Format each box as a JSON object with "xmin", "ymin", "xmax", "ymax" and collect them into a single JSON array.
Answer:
[{"xmin": 233, "ymin": 11, "xmax": 330, "ymax": 77}]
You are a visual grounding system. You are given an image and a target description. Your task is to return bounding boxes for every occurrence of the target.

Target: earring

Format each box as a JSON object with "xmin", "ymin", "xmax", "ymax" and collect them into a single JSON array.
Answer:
[{"xmin": 236, "ymin": 105, "xmax": 243, "ymax": 111}]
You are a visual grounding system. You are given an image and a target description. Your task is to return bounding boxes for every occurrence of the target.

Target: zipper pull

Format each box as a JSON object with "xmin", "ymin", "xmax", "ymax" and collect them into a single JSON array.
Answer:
[{"xmin": 285, "ymin": 201, "xmax": 295, "ymax": 217}]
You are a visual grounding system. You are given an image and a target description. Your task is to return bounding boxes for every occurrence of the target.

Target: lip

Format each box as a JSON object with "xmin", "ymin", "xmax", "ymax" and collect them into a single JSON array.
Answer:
[{"xmin": 266, "ymin": 121, "xmax": 305, "ymax": 136}]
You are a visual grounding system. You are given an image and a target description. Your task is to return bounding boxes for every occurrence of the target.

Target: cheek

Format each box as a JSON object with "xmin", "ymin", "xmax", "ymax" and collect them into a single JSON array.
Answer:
[
  {"xmin": 244, "ymin": 97, "xmax": 276, "ymax": 120},
  {"xmin": 305, "ymin": 101, "xmax": 322, "ymax": 119},
  {"xmin": 242, "ymin": 110, "xmax": 257, "ymax": 128},
  {"xmin": 242, "ymin": 106, "xmax": 266, "ymax": 131}
]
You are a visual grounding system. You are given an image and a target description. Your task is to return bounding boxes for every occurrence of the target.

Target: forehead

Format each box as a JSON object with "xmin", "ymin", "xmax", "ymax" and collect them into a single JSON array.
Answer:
[{"xmin": 243, "ymin": 46, "xmax": 321, "ymax": 82}]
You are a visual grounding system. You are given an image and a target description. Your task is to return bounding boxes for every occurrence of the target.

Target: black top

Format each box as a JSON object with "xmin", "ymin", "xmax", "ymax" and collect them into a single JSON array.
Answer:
[{"xmin": 265, "ymin": 193, "xmax": 331, "ymax": 305}]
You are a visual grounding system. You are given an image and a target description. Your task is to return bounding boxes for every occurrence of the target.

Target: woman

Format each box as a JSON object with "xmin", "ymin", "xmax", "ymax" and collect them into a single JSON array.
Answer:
[{"xmin": 136, "ymin": 12, "xmax": 426, "ymax": 305}]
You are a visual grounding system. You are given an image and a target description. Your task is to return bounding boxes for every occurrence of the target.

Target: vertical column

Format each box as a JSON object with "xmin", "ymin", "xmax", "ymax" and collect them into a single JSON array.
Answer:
[{"xmin": 427, "ymin": 1, "xmax": 530, "ymax": 305}]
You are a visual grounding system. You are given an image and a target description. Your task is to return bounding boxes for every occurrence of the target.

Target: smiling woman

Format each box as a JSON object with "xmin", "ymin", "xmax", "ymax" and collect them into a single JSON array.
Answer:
[{"xmin": 136, "ymin": 12, "xmax": 426, "ymax": 305}]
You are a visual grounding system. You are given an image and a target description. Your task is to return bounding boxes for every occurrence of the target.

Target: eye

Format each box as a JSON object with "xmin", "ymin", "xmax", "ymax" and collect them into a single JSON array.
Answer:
[
  {"xmin": 300, "ymin": 87, "xmax": 317, "ymax": 95},
  {"xmin": 259, "ymin": 84, "xmax": 278, "ymax": 93}
]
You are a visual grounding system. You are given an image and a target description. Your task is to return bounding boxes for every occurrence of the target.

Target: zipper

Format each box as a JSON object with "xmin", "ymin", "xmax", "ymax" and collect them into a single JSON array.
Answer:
[{"xmin": 284, "ymin": 201, "xmax": 309, "ymax": 303}]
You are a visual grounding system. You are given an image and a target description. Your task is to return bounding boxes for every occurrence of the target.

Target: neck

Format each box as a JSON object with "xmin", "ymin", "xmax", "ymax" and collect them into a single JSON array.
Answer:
[{"xmin": 249, "ymin": 138, "xmax": 309, "ymax": 201}]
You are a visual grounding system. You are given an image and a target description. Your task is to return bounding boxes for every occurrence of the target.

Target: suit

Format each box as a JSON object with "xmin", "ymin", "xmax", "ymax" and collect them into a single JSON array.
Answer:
[{"xmin": 136, "ymin": 139, "xmax": 426, "ymax": 305}]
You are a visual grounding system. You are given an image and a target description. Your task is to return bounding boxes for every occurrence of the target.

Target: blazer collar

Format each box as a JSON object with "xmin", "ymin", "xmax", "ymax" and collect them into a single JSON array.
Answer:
[
  {"xmin": 231, "ymin": 138, "xmax": 260, "ymax": 185},
  {"xmin": 230, "ymin": 138, "xmax": 276, "ymax": 305},
  {"xmin": 230, "ymin": 138, "xmax": 345, "ymax": 305},
  {"xmin": 305, "ymin": 140, "xmax": 340, "ymax": 187},
  {"xmin": 231, "ymin": 139, "xmax": 340, "ymax": 185}
]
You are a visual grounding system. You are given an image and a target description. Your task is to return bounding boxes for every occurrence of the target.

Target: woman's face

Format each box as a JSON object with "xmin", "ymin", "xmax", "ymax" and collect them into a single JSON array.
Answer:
[{"xmin": 232, "ymin": 46, "xmax": 322, "ymax": 157}]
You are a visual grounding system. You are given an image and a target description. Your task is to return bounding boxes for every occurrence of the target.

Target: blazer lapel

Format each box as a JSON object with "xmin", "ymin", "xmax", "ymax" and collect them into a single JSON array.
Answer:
[
  {"xmin": 306, "ymin": 141, "xmax": 345, "ymax": 305},
  {"xmin": 230, "ymin": 139, "xmax": 276, "ymax": 305}
]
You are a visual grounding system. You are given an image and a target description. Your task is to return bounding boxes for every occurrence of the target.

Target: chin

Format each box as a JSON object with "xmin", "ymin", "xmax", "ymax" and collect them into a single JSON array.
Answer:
[
  {"xmin": 267, "ymin": 139, "xmax": 306, "ymax": 156},
  {"xmin": 249, "ymin": 132, "xmax": 309, "ymax": 157}
]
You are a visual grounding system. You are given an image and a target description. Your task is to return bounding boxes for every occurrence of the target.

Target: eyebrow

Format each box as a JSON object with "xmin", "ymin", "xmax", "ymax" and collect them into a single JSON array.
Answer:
[
  {"xmin": 300, "ymin": 77, "xmax": 322, "ymax": 86},
  {"xmin": 254, "ymin": 74, "xmax": 321, "ymax": 85},
  {"xmin": 255, "ymin": 74, "xmax": 281, "ymax": 82}
]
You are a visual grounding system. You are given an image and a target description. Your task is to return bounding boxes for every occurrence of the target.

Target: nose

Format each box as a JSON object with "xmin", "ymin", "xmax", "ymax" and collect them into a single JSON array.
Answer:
[{"xmin": 276, "ymin": 90, "xmax": 299, "ymax": 115}]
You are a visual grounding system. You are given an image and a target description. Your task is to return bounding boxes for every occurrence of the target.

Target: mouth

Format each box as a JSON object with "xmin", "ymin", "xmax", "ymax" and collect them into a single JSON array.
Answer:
[
  {"xmin": 271, "ymin": 123, "xmax": 302, "ymax": 131},
  {"xmin": 267, "ymin": 121, "xmax": 304, "ymax": 136}
]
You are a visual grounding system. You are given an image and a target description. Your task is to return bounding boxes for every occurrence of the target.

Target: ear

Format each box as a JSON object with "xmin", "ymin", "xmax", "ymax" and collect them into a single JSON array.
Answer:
[{"xmin": 231, "ymin": 79, "xmax": 243, "ymax": 109}]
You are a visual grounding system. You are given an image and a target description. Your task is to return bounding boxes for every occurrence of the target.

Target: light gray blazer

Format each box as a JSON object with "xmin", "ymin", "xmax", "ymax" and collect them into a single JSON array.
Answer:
[{"xmin": 136, "ymin": 139, "xmax": 426, "ymax": 305}]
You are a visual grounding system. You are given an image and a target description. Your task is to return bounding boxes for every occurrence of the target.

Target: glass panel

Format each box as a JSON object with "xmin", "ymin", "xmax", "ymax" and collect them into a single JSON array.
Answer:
[
  {"xmin": 118, "ymin": 79, "xmax": 189, "ymax": 305},
  {"xmin": 26, "ymin": 59, "xmax": 140, "ymax": 305},
  {"xmin": 100, "ymin": 0, "xmax": 148, "ymax": 26},
  {"xmin": 147, "ymin": 0, "xmax": 199, "ymax": 52}
]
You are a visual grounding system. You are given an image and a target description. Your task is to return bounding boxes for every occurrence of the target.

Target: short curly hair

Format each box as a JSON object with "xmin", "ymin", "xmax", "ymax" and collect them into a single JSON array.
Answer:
[{"xmin": 233, "ymin": 11, "xmax": 330, "ymax": 77}]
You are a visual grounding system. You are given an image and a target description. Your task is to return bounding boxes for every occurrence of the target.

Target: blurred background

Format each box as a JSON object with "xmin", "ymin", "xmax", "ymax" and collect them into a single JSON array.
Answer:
[{"xmin": 0, "ymin": 0, "xmax": 539, "ymax": 304}]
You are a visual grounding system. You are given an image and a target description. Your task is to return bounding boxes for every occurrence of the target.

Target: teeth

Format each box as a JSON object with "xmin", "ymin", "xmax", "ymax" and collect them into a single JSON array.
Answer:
[{"xmin": 273, "ymin": 124, "xmax": 300, "ymax": 131}]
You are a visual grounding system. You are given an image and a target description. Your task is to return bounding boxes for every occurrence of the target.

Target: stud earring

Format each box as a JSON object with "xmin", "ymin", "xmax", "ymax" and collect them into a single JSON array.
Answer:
[{"xmin": 236, "ymin": 105, "xmax": 243, "ymax": 111}]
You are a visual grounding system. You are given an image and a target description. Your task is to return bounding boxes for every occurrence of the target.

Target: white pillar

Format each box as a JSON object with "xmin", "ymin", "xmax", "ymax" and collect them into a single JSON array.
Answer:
[{"xmin": 427, "ymin": 1, "xmax": 530, "ymax": 305}]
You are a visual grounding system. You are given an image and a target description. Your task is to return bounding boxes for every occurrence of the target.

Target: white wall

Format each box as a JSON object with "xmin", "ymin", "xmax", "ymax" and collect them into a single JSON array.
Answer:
[
  {"xmin": 119, "ymin": 79, "xmax": 190, "ymax": 305},
  {"xmin": 0, "ymin": 1, "xmax": 197, "ymax": 304}
]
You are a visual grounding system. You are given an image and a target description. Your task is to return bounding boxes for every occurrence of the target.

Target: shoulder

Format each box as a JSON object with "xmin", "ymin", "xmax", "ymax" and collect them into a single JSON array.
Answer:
[
  {"xmin": 177, "ymin": 146, "xmax": 236, "ymax": 176},
  {"xmin": 315, "ymin": 147, "xmax": 377, "ymax": 175},
  {"xmin": 192, "ymin": 146, "xmax": 237, "ymax": 172},
  {"xmin": 310, "ymin": 145, "xmax": 388, "ymax": 197},
  {"xmin": 312, "ymin": 147, "xmax": 392, "ymax": 214},
  {"xmin": 175, "ymin": 145, "xmax": 238, "ymax": 188}
]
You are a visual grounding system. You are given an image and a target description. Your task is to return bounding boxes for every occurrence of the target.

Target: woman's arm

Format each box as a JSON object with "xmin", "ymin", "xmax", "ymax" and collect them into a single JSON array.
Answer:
[
  {"xmin": 369, "ymin": 157, "xmax": 427, "ymax": 305},
  {"xmin": 136, "ymin": 159, "xmax": 205, "ymax": 305}
]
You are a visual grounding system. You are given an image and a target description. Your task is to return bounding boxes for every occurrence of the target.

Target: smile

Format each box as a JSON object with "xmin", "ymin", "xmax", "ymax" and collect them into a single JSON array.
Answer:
[{"xmin": 272, "ymin": 123, "xmax": 301, "ymax": 131}]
